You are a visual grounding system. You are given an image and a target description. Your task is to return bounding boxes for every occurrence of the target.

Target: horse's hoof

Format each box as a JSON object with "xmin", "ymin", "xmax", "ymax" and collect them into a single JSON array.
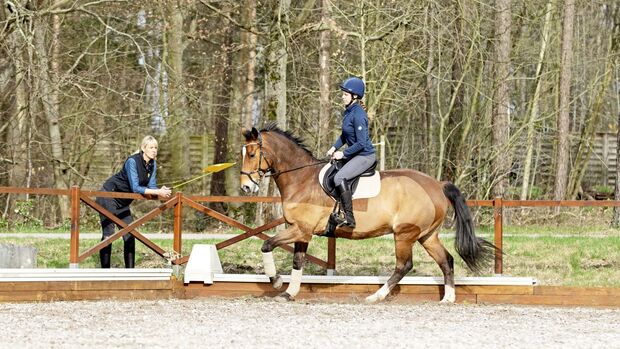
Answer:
[
  {"xmin": 364, "ymin": 295, "xmax": 380, "ymax": 304},
  {"xmin": 440, "ymin": 297, "xmax": 455, "ymax": 303},
  {"xmin": 273, "ymin": 292, "xmax": 294, "ymax": 302},
  {"xmin": 270, "ymin": 275, "xmax": 283, "ymax": 290}
]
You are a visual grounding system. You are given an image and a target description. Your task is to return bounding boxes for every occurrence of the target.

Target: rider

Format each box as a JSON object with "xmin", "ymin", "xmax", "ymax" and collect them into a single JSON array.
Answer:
[{"xmin": 326, "ymin": 77, "xmax": 376, "ymax": 229}]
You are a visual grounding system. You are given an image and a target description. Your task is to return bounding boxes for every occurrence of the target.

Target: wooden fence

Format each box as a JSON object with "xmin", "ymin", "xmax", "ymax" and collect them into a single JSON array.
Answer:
[{"xmin": 2, "ymin": 186, "xmax": 620, "ymax": 275}]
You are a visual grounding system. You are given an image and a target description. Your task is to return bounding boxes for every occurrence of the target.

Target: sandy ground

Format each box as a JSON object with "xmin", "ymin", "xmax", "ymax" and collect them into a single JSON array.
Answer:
[{"xmin": 0, "ymin": 297, "xmax": 618, "ymax": 349}]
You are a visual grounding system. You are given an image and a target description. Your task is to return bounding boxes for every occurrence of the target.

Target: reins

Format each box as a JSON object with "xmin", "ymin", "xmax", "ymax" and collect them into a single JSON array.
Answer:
[
  {"xmin": 241, "ymin": 131, "xmax": 330, "ymax": 183},
  {"xmin": 265, "ymin": 159, "xmax": 330, "ymax": 178}
]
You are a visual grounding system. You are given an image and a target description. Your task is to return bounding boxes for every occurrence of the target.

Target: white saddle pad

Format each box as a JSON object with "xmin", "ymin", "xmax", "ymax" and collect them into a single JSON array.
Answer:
[{"xmin": 318, "ymin": 164, "xmax": 381, "ymax": 200}]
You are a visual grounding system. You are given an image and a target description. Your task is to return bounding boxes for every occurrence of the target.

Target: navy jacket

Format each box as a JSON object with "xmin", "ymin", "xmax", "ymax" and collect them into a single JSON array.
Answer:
[
  {"xmin": 333, "ymin": 102, "xmax": 375, "ymax": 158},
  {"xmin": 101, "ymin": 152, "xmax": 157, "ymax": 210}
]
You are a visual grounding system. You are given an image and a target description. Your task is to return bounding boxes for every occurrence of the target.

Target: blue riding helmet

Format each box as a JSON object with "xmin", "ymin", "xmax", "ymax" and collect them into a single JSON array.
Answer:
[{"xmin": 339, "ymin": 77, "xmax": 365, "ymax": 98}]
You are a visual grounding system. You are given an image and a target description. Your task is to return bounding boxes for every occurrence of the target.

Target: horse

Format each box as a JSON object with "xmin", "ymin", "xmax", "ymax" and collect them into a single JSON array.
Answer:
[{"xmin": 240, "ymin": 123, "xmax": 496, "ymax": 303}]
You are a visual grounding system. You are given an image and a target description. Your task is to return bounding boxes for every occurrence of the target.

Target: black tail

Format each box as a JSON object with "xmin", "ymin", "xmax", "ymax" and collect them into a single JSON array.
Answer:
[{"xmin": 443, "ymin": 183, "xmax": 497, "ymax": 273}]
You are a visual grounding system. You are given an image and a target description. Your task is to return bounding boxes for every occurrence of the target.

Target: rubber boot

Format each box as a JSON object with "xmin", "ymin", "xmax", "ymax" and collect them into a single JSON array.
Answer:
[
  {"xmin": 100, "ymin": 244, "xmax": 111, "ymax": 268},
  {"xmin": 336, "ymin": 181, "xmax": 355, "ymax": 229},
  {"xmin": 124, "ymin": 236, "xmax": 135, "ymax": 268}
]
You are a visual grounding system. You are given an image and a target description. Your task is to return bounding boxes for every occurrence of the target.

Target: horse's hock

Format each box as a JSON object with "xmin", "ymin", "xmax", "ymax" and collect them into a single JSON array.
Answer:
[{"xmin": 0, "ymin": 244, "xmax": 37, "ymax": 268}]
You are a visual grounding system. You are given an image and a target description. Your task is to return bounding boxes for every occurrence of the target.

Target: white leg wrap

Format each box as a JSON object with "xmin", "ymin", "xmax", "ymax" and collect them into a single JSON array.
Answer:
[
  {"xmin": 262, "ymin": 252, "xmax": 276, "ymax": 277},
  {"xmin": 285, "ymin": 268, "xmax": 303, "ymax": 297},
  {"xmin": 365, "ymin": 283, "xmax": 390, "ymax": 303},
  {"xmin": 441, "ymin": 284, "xmax": 456, "ymax": 303}
]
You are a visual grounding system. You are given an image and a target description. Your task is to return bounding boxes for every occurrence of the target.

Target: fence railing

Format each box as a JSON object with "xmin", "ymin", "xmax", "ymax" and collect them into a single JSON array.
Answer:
[{"xmin": 2, "ymin": 186, "xmax": 620, "ymax": 274}]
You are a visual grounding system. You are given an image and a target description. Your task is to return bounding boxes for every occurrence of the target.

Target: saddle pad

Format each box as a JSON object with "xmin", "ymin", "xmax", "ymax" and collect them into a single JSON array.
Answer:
[{"xmin": 318, "ymin": 164, "xmax": 381, "ymax": 200}]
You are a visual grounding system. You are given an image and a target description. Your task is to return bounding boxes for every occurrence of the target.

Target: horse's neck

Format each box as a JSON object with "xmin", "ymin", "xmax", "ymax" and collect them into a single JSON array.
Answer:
[
  {"xmin": 266, "ymin": 136, "xmax": 322, "ymax": 201},
  {"xmin": 273, "ymin": 166, "xmax": 323, "ymax": 202}
]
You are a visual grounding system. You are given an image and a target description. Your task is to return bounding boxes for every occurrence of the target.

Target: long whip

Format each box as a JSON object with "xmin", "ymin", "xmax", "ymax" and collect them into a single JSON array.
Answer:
[{"xmin": 170, "ymin": 162, "xmax": 236, "ymax": 189}]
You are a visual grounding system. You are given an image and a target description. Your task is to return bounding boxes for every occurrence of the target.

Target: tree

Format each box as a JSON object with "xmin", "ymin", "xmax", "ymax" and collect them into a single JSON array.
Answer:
[
  {"xmin": 553, "ymin": 0, "xmax": 575, "ymax": 201},
  {"xmin": 520, "ymin": 0, "xmax": 554, "ymax": 200},
  {"xmin": 492, "ymin": 0, "xmax": 512, "ymax": 198}
]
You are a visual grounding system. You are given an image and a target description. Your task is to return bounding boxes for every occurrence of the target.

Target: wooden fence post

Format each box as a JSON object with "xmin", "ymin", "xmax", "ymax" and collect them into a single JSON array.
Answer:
[
  {"xmin": 493, "ymin": 196, "xmax": 503, "ymax": 275},
  {"xmin": 70, "ymin": 186, "xmax": 80, "ymax": 268},
  {"xmin": 327, "ymin": 237, "xmax": 336, "ymax": 275},
  {"xmin": 173, "ymin": 192, "xmax": 183, "ymax": 257}
]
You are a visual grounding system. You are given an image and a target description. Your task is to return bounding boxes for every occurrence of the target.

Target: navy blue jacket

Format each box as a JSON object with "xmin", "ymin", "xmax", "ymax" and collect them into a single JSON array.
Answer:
[
  {"xmin": 333, "ymin": 102, "xmax": 375, "ymax": 158},
  {"xmin": 102, "ymin": 152, "xmax": 157, "ymax": 209}
]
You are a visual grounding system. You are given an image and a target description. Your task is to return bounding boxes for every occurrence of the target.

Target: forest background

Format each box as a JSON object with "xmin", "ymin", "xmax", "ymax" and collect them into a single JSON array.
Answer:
[{"xmin": 0, "ymin": 0, "xmax": 618, "ymax": 228}]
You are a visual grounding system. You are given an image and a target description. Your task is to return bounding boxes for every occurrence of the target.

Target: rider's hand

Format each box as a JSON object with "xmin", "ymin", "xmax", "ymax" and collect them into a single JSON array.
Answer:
[
  {"xmin": 158, "ymin": 186, "xmax": 172, "ymax": 198},
  {"xmin": 332, "ymin": 151, "xmax": 344, "ymax": 160},
  {"xmin": 326, "ymin": 146, "xmax": 336, "ymax": 157}
]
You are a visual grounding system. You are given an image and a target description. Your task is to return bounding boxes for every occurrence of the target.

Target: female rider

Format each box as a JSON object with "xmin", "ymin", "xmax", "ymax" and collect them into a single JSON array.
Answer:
[{"xmin": 326, "ymin": 77, "xmax": 376, "ymax": 229}]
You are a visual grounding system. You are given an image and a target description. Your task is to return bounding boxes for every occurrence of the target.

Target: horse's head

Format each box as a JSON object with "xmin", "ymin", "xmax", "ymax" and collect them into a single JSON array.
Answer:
[{"xmin": 240, "ymin": 127, "xmax": 271, "ymax": 193}]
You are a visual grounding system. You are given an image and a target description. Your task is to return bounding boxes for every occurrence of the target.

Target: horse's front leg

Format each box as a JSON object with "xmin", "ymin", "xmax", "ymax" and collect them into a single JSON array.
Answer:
[
  {"xmin": 273, "ymin": 241, "xmax": 308, "ymax": 302},
  {"xmin": 261, "ymin": 225, "xmax": 309, "ymax": 299}
]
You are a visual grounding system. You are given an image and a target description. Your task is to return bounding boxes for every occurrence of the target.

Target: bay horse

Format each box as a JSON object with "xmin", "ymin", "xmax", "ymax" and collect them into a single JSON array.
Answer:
[{"xmin": 240, "ymin": 123, "xmax": 496, "ymax": 303}]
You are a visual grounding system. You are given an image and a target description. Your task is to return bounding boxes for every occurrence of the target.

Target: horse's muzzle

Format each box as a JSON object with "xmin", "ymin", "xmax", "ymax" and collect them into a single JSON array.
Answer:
[{"xmin": 241, "ymin": 183, "xmax": 259, "ymax": 194}]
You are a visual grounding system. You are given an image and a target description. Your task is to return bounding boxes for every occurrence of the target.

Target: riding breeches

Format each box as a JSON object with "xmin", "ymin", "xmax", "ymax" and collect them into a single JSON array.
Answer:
[{"xmin": 334, "ymin": 153, "xmax": 376, "ymax": 186}]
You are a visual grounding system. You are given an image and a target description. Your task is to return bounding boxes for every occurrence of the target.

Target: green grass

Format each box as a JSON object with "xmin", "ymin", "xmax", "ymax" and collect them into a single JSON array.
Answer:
[{"xmin": 1, "ymin": 233, "xmax": 619, "ymax": 288}]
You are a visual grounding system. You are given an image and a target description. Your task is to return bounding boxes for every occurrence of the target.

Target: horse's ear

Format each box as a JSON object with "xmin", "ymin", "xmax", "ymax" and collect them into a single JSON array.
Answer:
[
  {"xmin": 251, "ymin": 127, "xmax": 259, "ymax": 139},
  {"xmin": 242, "ymin": 127, "xmax": 252, "ymax": 141}
]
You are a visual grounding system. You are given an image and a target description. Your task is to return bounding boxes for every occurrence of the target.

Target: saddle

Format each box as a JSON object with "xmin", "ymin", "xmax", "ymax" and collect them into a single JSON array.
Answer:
[{"xmin": 318, "ymin": 160, "xmax": 381, "ymax": 201}]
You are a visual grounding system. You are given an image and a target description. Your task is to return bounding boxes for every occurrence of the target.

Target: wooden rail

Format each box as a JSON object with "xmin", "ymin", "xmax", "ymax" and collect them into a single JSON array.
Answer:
[
  {"xmin": 2, "ymin": 186, "xmax": 620, "ymax": 274},
  {"xmin": 1, "ymin": 186, "xmax": 335, "ymax": 270}
]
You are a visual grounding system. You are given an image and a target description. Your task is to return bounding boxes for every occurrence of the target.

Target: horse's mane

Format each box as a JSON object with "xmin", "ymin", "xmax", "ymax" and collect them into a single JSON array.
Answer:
[{"xmin": 261, "ymin": 122, "xmax": 316, "ymax": 159}]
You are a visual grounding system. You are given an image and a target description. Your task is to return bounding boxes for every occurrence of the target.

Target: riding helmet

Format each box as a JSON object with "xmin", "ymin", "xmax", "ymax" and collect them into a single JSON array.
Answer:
[{"xmin": 339, "ymin": 77, "xmax": 365, "ymax": 99}]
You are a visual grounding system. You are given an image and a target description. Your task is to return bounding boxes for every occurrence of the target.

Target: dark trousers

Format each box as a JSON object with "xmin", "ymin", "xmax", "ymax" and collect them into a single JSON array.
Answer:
[{"xmin": 99, "ymin": 207, "xmax": 135, "ymax": 268}]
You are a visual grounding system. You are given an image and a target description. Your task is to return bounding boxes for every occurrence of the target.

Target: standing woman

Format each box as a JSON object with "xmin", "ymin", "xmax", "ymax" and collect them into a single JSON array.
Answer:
[
  {"xmin": 326, "ymin": 77, "xmax": 376, "ymax": 229},
  {"xmin": 96, "ymin": 135, "xmax": 171, "ymax": 268}
]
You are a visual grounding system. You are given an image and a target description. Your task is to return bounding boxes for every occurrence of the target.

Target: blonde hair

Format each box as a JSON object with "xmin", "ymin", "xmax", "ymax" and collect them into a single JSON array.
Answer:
[{"xmin": 140, "ymin": 135, "xmax": 158, "ymax": 151}]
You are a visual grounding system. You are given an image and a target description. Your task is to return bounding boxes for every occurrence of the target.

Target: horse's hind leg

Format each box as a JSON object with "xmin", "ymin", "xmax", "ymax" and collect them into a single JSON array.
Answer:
[
  {"xmin": 419, "ymin": 233, "xmax": 455, "ymax": 303},
  {"xmin": 365, "ymin": 236, "xmax": 414, "ymax": 303}
]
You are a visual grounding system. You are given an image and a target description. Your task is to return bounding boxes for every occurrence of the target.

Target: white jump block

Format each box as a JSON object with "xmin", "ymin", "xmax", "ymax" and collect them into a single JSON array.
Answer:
[{"xmin": 184, "ymin": 244, "xmax": 223, "ymax": 284}]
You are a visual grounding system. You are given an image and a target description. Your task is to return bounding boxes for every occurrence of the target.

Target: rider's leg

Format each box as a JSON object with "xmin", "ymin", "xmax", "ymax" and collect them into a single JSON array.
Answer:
[
  {"xmin": 333, "ymin": 154, "xmax": 376, "ymax": 229},
  {"xmin": 336, "ymin": 180, "xmax": 355, "ymax": 228}
]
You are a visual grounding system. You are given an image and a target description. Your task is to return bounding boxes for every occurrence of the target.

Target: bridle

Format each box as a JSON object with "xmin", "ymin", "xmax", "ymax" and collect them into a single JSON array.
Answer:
[
  {"xmin": 240, "ymin": 132, "xmax": 329, "ymax": 187},
  {"xmin": 240, "ymin": 132, "xmax": 273, "ymax": 187}
]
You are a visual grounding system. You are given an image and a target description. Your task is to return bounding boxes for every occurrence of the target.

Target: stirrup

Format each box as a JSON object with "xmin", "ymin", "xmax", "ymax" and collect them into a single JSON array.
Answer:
[{"xmin": 319, "ymin": 213, "xmax": 339, "ymax": 237}]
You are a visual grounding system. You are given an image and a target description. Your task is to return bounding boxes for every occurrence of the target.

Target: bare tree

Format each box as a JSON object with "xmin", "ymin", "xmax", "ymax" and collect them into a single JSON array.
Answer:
[
  {"xmin": 553, "ymin": 0, "xmax": 575, "ymax": 201},
  {"xmin": 492, "ymin": 0, "xmax": 512, "ymax": 198},
  {"xmin": 318, "ymin": 0, "xmax": 332, "ymax": 151},
  {"xmin": 520, "ymin": 0, "xmax": 554, "ymax": 200}
]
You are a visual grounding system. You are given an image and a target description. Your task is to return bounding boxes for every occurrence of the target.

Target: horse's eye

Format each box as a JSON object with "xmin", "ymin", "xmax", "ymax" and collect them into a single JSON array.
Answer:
[{"xmin": 249, "ymin": 153, "xmax": 256, "ymax": 158}]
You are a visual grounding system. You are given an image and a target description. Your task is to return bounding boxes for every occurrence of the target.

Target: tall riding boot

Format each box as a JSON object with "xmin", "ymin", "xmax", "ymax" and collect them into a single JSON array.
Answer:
[
  {"xmin": 336, "ymin": 181, "xmax": 356, "ymax": 229},
  {"xmin": 100, "ymin": 244, "xmax": 111, "ymax": 268},
  {"xmin": 123, "ymin": 236, "xmax": 135, "ymax": 268}
]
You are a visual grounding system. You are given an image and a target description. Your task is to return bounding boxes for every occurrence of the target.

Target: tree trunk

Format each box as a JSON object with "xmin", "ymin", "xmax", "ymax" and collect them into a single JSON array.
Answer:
[
  {"xmin": 492, "ymin": 0, "xmax": 512, "ymax": 198},
  {"xmin": 553, "ymin": 0, "xmax": 575, "ymax": 202},
  {"xmin": 6, "ymin": 31, "xmax": 29, "ymax": 195},
  {"xmin": 445, "ymin": 1, "xmax": 466, "ymax": 183},
  {"xmin": 33, "ymin": 11, "xmax": 70, "ymax": 221},
  {"xmin": 423, "ymin": 3, "xmax": 435, "ymax": 176},
  {"xmin": 318, "ymin": 0, "xmax": 332, "ymax": 152},
  {"xmin": 521, "ymin": 0, "xmax": 554, "ymax": 200},
  {"xmin": 210, "ymin": 5, "xmax": 234, "ymax": 213},
  {"xmin": 612, "ymin": 4, "xmax": 620, "ymax": 226},
  {"xmin": 240, "ymin": 0, "xmax": 257, "ymax": 129},
  {"xmin": 164, "ymin": 0, "xmax": 191, "ymax": 183},
  {"xmin": 265, "ymin": 0, "xmax": 290, "ymax": 128}
]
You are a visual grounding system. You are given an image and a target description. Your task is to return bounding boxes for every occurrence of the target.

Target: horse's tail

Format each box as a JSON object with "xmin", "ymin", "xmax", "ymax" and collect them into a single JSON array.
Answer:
[{"xmin": 443, "ymin": 182, "xmax": 497, "ymax": 273}]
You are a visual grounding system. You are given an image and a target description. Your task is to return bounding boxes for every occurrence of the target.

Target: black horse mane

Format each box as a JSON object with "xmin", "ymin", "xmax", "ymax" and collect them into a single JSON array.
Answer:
[{"xmin": 261, "ymin": 122, "xmax": 316, "ymax": 159}]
